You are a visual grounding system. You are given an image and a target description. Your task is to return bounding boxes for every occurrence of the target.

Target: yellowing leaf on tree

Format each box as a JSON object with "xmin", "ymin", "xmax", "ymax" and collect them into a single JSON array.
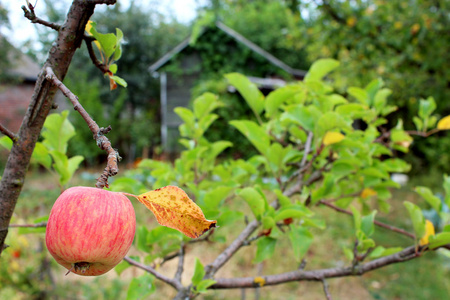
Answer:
[
  {"xmin": 437, "ymin": 115, "xmax": 450, "ymax": 130},
  {"xmin": 419, "ymin": 219, "xmax": 435, "ymax": 246},
  {"xmin": 323, "ymin": 132, "xmax": 345, "ymax": 146},
  {"xmin": 254, "ymin": 276, "xmax": 265, "ymax": 287},
  {"xmin": 85, "ymin": 20, "xmax": 101, "ymax": 51},
  {"xmin": 361, "ymin": 188, "xmax": 377, "ymax": 199},
  {"xmin": 136, "ymin": 186, "xmax": 216, "ymax": 239},
  {"xmin": 346, "ymin": 16, "xmax": 357, "ymax": 27}
]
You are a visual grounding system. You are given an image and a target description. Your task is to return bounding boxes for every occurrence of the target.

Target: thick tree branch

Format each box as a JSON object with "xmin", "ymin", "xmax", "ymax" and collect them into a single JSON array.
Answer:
[
  {"xmin": 123, "ymin": 256, "xmax": 183, "ymax": 291},
  {"xmin": 0, "ymin": 123, "xmax": 17, "ymax": 142},
  {"xmin": 318, "ymin": 200, "xmax": 415, "ymax": 239},
  {"xmin": 22, "ymin": 6, "xmax": 61, "ymax": 31},
  {"xmin": 45, "ymin": 67, "xmax": 120, "ymax": 189},
  {"xmin": 0, "ymin": 0, "xmax": 116, "ymax": 254},
  {"xmin": 210, "ymin": 244, "xmax": 426, "ymax": 289}
]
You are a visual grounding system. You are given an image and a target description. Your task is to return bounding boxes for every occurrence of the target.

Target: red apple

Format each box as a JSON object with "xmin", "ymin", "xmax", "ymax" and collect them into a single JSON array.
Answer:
[{"xmin": 46, "ymin": 186, "xmax": 136, "ymax": 276}]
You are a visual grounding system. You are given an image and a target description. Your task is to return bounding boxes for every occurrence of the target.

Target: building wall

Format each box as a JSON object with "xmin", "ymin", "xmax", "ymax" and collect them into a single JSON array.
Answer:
[
  {"xmin": 162, "ymin": 53, "xmax": 202, "ymax": 153},
  {"xmin": 0, "ymin": 83, "xmax": 35, "ymax": 132}
]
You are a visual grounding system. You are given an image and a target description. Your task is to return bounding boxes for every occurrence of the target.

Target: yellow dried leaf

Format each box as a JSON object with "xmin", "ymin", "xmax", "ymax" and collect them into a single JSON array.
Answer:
[
  {"xmin": 323, "ymin": 132, "xmax": 345, "ymax": 146},
  {"xmin": 254, "ymin": 276, "xmax": 265, "ymax": 287},
  {"xmin": 437, "ymin": 115, "xmax": 450, "ymax": 130},
  {"xmin": 419, "ymin": 219, "xmax": 435, "ymax": 246},
  {"xmin": 137, "ymin": 186, "xmax": 216, "ymax": 239},
  {"xmin": 360, "ymin": 188, "xmax": 377, "ymax": 199}
]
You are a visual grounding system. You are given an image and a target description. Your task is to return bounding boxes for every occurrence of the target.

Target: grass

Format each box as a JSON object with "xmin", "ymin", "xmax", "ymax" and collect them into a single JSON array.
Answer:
[{"xmin": 1, "ymin": 167, "xmax": 450, "ymax": 299}]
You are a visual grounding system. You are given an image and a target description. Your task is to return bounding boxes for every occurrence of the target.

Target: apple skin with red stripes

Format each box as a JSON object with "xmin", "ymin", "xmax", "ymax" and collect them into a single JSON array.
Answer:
[{"xmin": 46, "ymin": 186, "xmax": 136, "ymax": 276}]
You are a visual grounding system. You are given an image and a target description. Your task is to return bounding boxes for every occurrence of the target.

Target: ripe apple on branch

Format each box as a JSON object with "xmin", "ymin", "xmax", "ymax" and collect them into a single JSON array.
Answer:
[{"xmin": 46, "ymin": 186, "xmax": 216, "ymax": 276}]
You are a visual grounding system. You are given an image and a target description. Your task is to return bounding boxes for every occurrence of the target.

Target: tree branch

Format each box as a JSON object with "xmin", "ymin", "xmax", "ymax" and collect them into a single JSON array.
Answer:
[
  {"xmin": 0, "ymin": 124, "xmax": 17, "ymax": 142},
  {"xmin": 174, "ymin": 244, "xmax": 185, "ymax": 284},
  {"xmin": 45, "ymin": 67, "xmax": 120, "ymax": 189},
  {"xmin": 210, "ymin": 244, "xmax": 427, "ymax": 289},
  {"xmin": 84, "ymin": 37, "xmax": 110, "ymax": 74},
  {"xmin": 123, "ymin": 256, "xmax": 183, "ymax": 291},
  {"xmin": 322, "ymin": 278, "xmax": 332, "ymax": 300},
  {"xmin": 205, "ymin": 185, "xmax": 301, "ymax": 278},
  {"xmin": 21, "ymin": 6, "xmax": 61, "ymax": 31},
  {"xmin": 318, "ymin": 200, "xmax": 415, "ymax": 239},
  {"xmin": 9, "ymin": 222, "xmax": 47, "ymax": 228}
]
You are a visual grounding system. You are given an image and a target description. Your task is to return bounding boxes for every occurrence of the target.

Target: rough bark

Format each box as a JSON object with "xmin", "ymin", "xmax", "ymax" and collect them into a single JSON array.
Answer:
[{"xmin": 0, "ymin": 0, "xmax": 114, "ymax": 254}]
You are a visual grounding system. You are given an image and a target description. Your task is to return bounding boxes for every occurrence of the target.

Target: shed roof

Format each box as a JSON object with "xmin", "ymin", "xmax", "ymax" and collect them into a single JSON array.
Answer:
[{"xmin": 149, "ymin": 21, "xmax": 306, "ymax": 78}]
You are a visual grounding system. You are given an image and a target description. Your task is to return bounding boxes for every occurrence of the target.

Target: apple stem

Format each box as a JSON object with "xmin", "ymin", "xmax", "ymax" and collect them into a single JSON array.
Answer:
[
  {"xmin": 65, "ymin": 265, "xmax": 74, "ymax": 276},
  {"xmin": 122, "ymin": 192, "xmax": 139, "ymax": 200}
]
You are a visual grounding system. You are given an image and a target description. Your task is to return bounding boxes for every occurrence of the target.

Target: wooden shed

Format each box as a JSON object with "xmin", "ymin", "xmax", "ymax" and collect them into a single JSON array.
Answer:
[{"xmin": 149, "ymin": 21, "xmax": 306, "ymax": 153}]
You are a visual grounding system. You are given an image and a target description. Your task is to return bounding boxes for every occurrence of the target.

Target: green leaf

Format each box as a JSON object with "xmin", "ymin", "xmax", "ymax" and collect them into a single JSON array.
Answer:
[
  {"xmin": 274, "ymin": 205, "xmax": 314, "ymax": 222},
  {"xmin": 262, "ymin": 216, "xmax": 275, "ymax": 230},
  {"xmin": 193, "ymin": 92, "xmax": 222, "ymax": 119},
  {"xmin": 305, "ymin": 58, "xmax": 340, "ymax": 81},
  {"xmin": 110, "ymin": 75, "xmax": 127, "ymax": 87},
  {"xmin": 230, "ymin": 120, "xmax": 270, "ymax": 156},
  {"xmin": 265, "ymin": 84, "xmax": 302, "ymax": 118},
  {"xmin": 413, "ymin": 116, "xmax": 423, "ymax": 131},
  {"xmin": 254, "ymin": 237, "xmax": 277, "ymax": 263},
  {"xmin": 415, "ymin": 186, "xmax": 441, "ymax": 213},
  {"xmin": 351, "ymin": 206, "xmax": 362, "ymax": 232},
  {"xmin": 203, "ymin": 186, "xmax": 233, "ymax": 210},
  {"xmin": 404, "ymin": 201, "xmax": 426, "ymax": 238},
  {"xmin": 237, "ymin": 187, "xmax": 267, "ymax": 219},
  {"xmin": 195, "ymin": 279, "xmax": 217, "ymax": 293},
  {"xmin": 31, "ymin": 142, "xmax": 52, "ymax": 169},
  {"xmin": 42, "ymin": 111, "xmax": 75, "ymax": 153},
  {"xmin": 225, "ymin": 73, "xmax": 264, "ymax": 116},
  {"xmin": 282, "ymin": 104, "xmax": 322, "ymax": 132},
  {"xmin": 136, "ymin": 226, "xmax": 151, "ymax": 253},
  {"xmin": 369, "ymin": 246, "xmax": 402, "ymax": 258},
  {"xmin": 191, "ymin": 258, "xmax": 205, "ymax": 286},
  {"xmin": 348, "ymin": 87, "xmax": 369, "ymax": 105},
  {"xmin": 289, "ymin": 226, "xmax": 313, "ymax": 262},
  {"xmin": 381, "ymin": 158, "xmax": 411, "ymax": 173},
  {"xmin": 126, "ymin": 274, "xmax": 155, "ymax": 300},
  {"xmin": 115, "ymin": 260, "xmax": 131, "ymax": 276},
  {"xmin": 418, "ymin": 96, "xmax": 436, "ymax": 119},
  {"xmin": 67, "ymin": 155, "xmax": 84, "ymax": 184},
  {"xmin": 0, "ymin": 136, "xmax": 12, "ymax": 150},
  {"xmin": 361, "ymin": 211, "xmax": 377, "ymax": 237},
  {"xmin": 109, "ymin": 63, "xmax": 118, "ymax": 74},
  {"xmin": 428, "ymin": 232, "xmax": 450, "ymax": 250}
]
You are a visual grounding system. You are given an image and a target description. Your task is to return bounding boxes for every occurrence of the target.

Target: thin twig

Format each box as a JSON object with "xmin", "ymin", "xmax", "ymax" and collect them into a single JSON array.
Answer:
[
  {"xmin": 318, "ymin": 200, "xmax": 415, "ymax": 239},
  {"xmin": 45, "ymin": 67, "xmax": 120, "ymax": 188},
  {"xmin": 84, "ymin": 37, "xmax": 109, "ymax": 74},
  {"xmin": 300, "ymin": 131, "xmax": 313, "ymax": 168},
  {"xmin": 9, "ymin": 222, "xmax": 47, "ymax": 228},
  {"xmin": 22, "ymin": 6, "xmax": 61, "ymax": 31},
  {"xmin": 124, "ymin": 256, "xmax": 183, "ymax": 290},
  {"xmin": 0, "ymin": 124, "xmax": 17, "ymax": 142},
  {"xmin": 174, "ymin": 244, "xmax": 185, "ymax": 283},
  {"xmin": 322, "ymin": 278, "xmax": 332, "ymax": 300}
]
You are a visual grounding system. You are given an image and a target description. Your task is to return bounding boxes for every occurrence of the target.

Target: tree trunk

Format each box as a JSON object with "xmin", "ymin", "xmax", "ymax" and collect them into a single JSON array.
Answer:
[{"xmin": 0, "ymin": 0, "xmax": 105, "ymax": 254}]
